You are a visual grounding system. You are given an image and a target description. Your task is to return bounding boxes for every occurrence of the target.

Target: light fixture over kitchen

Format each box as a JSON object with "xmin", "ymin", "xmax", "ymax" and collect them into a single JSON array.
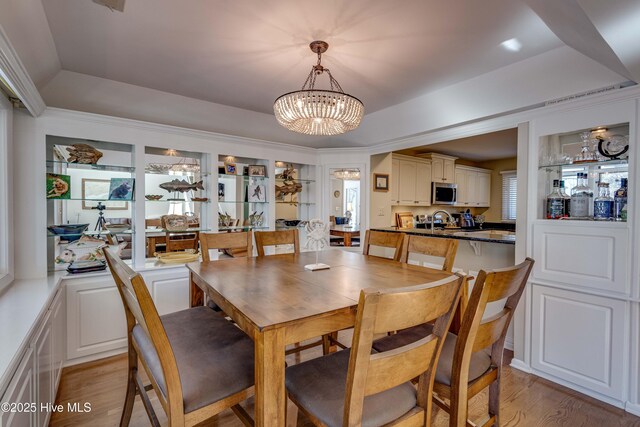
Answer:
[
  {"xmin": 274, "ymin": 41, "xmax": 364, "ymax": 136},
  {"xmin": 333, "ymin": 169, "xmax": 360, "ymax": 180}
]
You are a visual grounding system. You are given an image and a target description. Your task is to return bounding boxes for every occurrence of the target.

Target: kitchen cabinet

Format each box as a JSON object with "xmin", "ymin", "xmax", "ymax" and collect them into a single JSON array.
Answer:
[
  {"xmin": 0, "ymin": 348, "xmax": 35, "ymax": 427},
  {"xmin": 35, "ymin": 312, "xmax": 52, "ymax": 427},
  {"xmin": 455, "ymin": 166, "xmax": 491, "ymax": 207},
  {"xmin": 140, "ymin": 268, "xmax": 190, "ymax": 316},
  {"xmin": 393, "ymin": 155, "xmax": 431, "ymax": 206},
  {"xmin": 419, "ymin": 153, "xmax": 456, "ymax": 183},
  {"xmin": 391, "ymin": 158, "xmax": 400, "ymax": 204}
]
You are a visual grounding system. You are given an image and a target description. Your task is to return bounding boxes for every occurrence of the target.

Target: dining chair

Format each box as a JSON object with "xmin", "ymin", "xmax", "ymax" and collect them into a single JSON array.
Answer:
[
  {"xmin": 200, "ymin": 230, "xmax": 253, "ymax": 262},
  {"xmin": 103, "ymin": 247, "xmax": 255, "ymax": 427},
  {"xmin": 400, "ymin": 235, "xmax": 459, "ymax": 272},
  {"xmin": 285, "ymin": 274, "xmax": 465, "ymax": 427},
  {"xmin": 362, "ymin": 229, "xmax": 404, "ymax": 261},
  {"xmin": 254, "ymin": 229, "xmax": 299, "ymax": 256},
  {"xmin": 373, "ymin": 258, "xmax": 535, "ymax": 427},
  {"xmin": 165, "ymin": 231, "xmax": 200, "ymax": 253}
]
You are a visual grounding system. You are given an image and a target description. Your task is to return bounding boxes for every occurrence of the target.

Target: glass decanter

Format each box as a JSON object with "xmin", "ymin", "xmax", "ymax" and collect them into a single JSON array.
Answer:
[{"xmin": 574, "ymin": 131, "xmax": 596, "ymax": 163}]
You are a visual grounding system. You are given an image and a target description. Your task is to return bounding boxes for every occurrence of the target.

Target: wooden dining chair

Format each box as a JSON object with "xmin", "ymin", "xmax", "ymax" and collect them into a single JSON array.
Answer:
[
  {"xmin": 400, "ymin": 235, "xmax": 459, "ymax": 272},
  {"xmin": 200, "ymin": 230, "xmax": 253, "ymax": 261},
  {"xmin": 103, "ymin": 247, "xmax": 255, "ymax": 427},
  {"xmin": 285, "ymin": 274, "xmax": 465, "ymax": 427},
  {"xmin": 254, "ymin": 229, "xmax": 299, "ymax": 256},
  {"xmin": 362, "ymin": 229, "xmax": 404, "ymax": 261},
  {"xmin": 165, "ymin": 231, "xmax": 200, "ymax": 253},
  {"xmin": 373, "ymin": 258, "xmax": 535, "ymax": 427}
]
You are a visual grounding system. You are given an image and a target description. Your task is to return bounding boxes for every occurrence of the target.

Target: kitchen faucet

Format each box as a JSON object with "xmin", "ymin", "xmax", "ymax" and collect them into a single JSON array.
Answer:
[{"xmin": 431, "ymin": 210, "xmax": 453, "ymax": 232}]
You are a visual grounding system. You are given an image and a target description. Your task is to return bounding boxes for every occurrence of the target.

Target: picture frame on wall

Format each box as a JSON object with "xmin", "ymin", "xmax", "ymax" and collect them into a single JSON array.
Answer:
[
  {"xmin": 247, "ymin": 184, "xmax": 266, "ymax": 202},
  {"xmin": 218, "ymin": 183, "xmax": 225, "ymax": 201},
  {"xmin": 248, "ymin": 165, "xmax": 266, "ymax": 177},
  {"xmin": 82, "ymin": 178, "xmax": 128, "ymax": 210},
  {"xmin": 225, "ymin": 163, "xmax": 237, "ymax": 175},
  {"xmin": 374, "ymin": 173, "xmax": 389, "ymax": 191},
  {"xmin": 46, "ymin": 173, "xmax": 71, "ymax": 199}
]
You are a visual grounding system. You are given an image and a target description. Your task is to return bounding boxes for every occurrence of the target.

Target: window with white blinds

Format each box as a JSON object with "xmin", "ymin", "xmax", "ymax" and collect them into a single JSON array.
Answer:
[{"xmin": 501, "ymin": 171, "xmax": 517, "ymax": 221}]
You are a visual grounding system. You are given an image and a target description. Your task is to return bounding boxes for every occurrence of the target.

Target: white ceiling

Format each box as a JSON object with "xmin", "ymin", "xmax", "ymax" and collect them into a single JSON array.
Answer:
[
  {"xmin": 395, "ymin": 128, "xmax": 518, "ymax": 161},
  {"xmin": 40, "ymin": 0, "xmax": 563, "ymax": 115}
]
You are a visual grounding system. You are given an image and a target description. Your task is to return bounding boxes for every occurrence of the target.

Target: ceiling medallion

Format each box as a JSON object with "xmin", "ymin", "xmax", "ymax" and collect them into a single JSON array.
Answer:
[{"xmin": 274, "ymin": 41, "xmax": 364, "ymax": 136}]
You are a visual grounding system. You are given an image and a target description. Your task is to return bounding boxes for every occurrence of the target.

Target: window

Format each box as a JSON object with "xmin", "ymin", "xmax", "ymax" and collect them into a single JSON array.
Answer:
[{"xmin": 501, "ymin": 171, "xmax": 517, "ymax": 221}]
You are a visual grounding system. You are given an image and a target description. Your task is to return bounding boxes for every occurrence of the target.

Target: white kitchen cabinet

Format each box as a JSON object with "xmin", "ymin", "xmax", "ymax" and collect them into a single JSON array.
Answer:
[
  {"xmin": 0, "ymin": 348, "xmax": 35, "ymax": 427},
  {"xmin": 419, "ymin": 153, "xmax": 456, "ymax": 183},
  {"xmin": 393, "ymin": 155, "xmax": 432, "ymax": 206},
  {"xmin": 140, "ymin": 268, "xmax": 190, "ymax": 316},
  {"xmin": 455, "ymin": 166, "xmax": 491, "ymax": 207},
  {"xmin": 50, "ymin": 290, "xmax": 64, "ymax": 390},
  {"xmin": 66, "ymin": 276, "xmax": 127, "ymax": 361},
  {"xmin": 391, "ymin": 158, "xmax": 400, "ymax": 204},
  {"xmin": 35, "ymin": 312, "xmax": 52, "ymax": 427}
]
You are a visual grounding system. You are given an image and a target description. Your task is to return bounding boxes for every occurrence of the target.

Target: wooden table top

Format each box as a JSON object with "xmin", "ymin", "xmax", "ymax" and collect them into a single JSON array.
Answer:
[
  {"xmin": 330, "ymin": 225, "xmax": 360, "ymax": 232},
  {"xmin": 187, "ymin": 250, "xmax": 451, "ymax": 331}
]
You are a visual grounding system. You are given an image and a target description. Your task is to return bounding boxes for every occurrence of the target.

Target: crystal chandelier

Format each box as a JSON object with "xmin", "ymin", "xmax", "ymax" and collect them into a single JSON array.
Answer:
[
  {"xmin": 334, "ymin": 169, "xmax": 360, "ymax": 180},
  {"xmin": 274, "ymin": 41, "xmax": 364, "ymax": 136}
]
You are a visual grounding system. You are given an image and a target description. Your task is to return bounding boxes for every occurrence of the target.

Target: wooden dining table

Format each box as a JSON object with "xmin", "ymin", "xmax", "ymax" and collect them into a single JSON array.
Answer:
[
  {"xmin": 329, "ymin": 224, "xmax": 360, "ymax": 246},
  {"xmin": 187, "ymin": 250, "xmax": 452, "ymax": 426}
]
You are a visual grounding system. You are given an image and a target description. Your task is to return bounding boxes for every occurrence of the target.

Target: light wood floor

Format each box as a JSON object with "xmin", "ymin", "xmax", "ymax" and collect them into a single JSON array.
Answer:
[{"xmin": 50, "ymin": 339, "xmax": 640, "ymax": 427}]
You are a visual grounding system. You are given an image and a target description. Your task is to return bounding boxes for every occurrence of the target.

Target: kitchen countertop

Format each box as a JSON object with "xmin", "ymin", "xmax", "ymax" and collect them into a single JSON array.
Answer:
[{"xmin": 371, "ymin": 227, "xmax": 516, "ymax": 245}]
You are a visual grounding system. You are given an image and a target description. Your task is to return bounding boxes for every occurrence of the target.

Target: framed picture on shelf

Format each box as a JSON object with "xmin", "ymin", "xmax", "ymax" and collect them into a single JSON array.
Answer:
[
  {"xmin": 395, "ymin": 212, "xmax": 414, "ymax": 229},
  {"xmin": 225, "ymin": 163, "xmax": 237, "ymax": 175},
  {"xmin": 248, "ymin": 165, "xmax": 266, "ymax": 177},
  {"xmin": 247, "ymin": 184, "xmax": 266, "ymax": 202},
  {"xmin": 218, "ymin": 183, "xmax": 225, "ymax": 201},
  {"xmin": 82, "ymin": 179, "xmax": 128, "ymax": 210},
  {"xmin": 108, "ymin": 177, "xmax": 135, "ymax": 201},
  {"xmin": 374, "ymin": 173, "xmax": 389, "ymax": 191},
  {"xmin": 46, "ymin": 173, "xmax": 71, "ymax": 199}
]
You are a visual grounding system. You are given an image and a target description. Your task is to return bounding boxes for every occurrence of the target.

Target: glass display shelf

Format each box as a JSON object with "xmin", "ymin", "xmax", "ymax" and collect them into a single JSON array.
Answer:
[
  {"xmin": 218, "ymin": 225, "xmax": 270, "ymax": 231},
  {"xmin": 46, "ymin": 160, "xmax": 135, "ymax": 173},
  {"xmin": 144, "ymin": 228, "xmax": 210, "ymax": 234},
  {"xmin": 145, "ymin": 169, "xmax": 210, "ymax": 177},
  {"xmin": 275, "ymin": 201, "xmax": 315, "ymax": 205},
  {"xmin": 218, "ymin": 201, "xmax": 269, "ymax": 204},
  {"xmin": 275, "ymin": 177, "xmax": 315, "ymax": 184},
  {"xmin": 46, "ymin": 197, "xmax": 136, "ymax": 202},
  {"xmin": 218, "ymin": 174, "xmax": 268, "ymax": 181},
  {"xmin": 144, "ymin": 199, "xmax": 211, "ymax": 203},
  {"xmin": 538, "ymin": 158, "xmax": 628, "ymax": 170},
  {"xmin": 47, "ymin": 229, "xmax": 134, "ymax": 238}
]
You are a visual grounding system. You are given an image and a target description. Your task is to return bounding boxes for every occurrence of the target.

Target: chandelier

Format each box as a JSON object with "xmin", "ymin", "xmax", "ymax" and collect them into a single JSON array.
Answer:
[
  {"xmin": 334, "ymin": 169, "xmax": 360, "ymax": 180},
  {"xmin": 274, "ymin": 41, "xmax": 364, "ymax": 136}
]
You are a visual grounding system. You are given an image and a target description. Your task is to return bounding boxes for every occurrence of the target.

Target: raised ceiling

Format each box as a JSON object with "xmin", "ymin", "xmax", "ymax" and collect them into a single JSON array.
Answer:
[{"xmin": 41, "ymin": 0, "xmax": 563, "ymax": 115}]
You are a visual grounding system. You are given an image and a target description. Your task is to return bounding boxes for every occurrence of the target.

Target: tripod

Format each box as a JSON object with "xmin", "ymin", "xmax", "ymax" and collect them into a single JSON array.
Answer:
[{"xmin": 93, "ymin": 202, "xmax": 108, "ymax": 231}]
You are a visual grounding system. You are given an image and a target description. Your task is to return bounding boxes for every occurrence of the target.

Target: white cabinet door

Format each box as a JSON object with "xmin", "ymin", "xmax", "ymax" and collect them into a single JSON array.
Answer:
[
  {"xmin": 51, "ymin": 290, "xmax": 65, "ymax": 389},
  {"xmin": 66, "ymin": 276, "xmax": 127, "ymax": 360},
  {"xmin": 431, "ymin": 158, "xmax": 444, "ymax": 183},
  {"xmin": 531, "ymin": 284, "xmax": 626, "ymax": 400},
  {"xmin": 0, "ymin": 348, "xmax": 35, "ymax": 427},
  {"xmin": 398, "ymin": 160, "xmax": 417, "ymax": 205},
  {"xmin": 476, "ymin": 172, "xmax": 491, "ymax": 207},
  {"xmin": 443, "ymin": 159, "xmax": 455, "ymax": 183},
  {"xmin": 466, "ymin": 171, "xmax": 477, "ymax": 205},
  {"xmin": 391, "ymin": 158, "xmax": 400, "ymax": 204},
  {"xmin": 35, "ymin": 314, "xmax": 53, "ymax": 427},
  {"xmin": 455, "ymin": 168, "xmax": 468, "ymax": 206},
  {"xmin": 141, "ymin": 268, "xmax": 190, "ymax": 316},
  {"xmin": 415, "ymin": 162, "xmax": 431, "ymax": 205}
]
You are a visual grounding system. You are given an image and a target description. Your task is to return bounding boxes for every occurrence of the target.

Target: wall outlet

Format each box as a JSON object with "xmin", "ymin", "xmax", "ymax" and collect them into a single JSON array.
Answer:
[{"xmin": 378, "ymin": 208, "xmax": 385, "ymax": 216}]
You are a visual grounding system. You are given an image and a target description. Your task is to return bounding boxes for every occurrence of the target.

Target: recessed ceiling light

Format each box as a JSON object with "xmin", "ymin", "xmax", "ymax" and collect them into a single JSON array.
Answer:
[{"xmin": 500, "ymin": 38, "xmax": 522, "ymax": 52}]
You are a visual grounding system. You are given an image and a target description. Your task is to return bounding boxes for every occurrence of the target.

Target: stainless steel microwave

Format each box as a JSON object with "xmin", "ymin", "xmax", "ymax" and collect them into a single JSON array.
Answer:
[{"xmin": 432, "ymin": 182, "xmax": 457, "ymax": 205}]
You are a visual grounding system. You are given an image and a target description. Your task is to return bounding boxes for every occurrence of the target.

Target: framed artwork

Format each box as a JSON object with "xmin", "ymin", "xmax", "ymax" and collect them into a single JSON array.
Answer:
[
  {"xmin": 82, "ymin": 179, "xmax": 128, "ymax": 210},
  {"xmin": 374, "ymin": 173, "xmax": 389, "ymax": 191},
  {"xmin": 225, "ymin": 163, "xmax": 237, "ymax": 175},
  {"xmin": 247, "ymin": 184, "xmax": 266, "ymax": 202},
  {"xmin": 108, "ymin": 177, "xmax": 135, "ymax": 201},
  {"xmin": 248, "ymin": 165, "xmax": 266, "ymax": 177},
  {"xmin": 218, "ymin": 183, "xmax": 225, "ymax": 201},
  {"xmin": 46, "ymin": 173, "xmax": 71, "ymax": 199}
]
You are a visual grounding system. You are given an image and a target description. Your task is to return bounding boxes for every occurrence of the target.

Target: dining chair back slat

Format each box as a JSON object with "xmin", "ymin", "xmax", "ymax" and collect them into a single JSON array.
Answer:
[
  {"xmin": 362, "ymin": 230, "xmax": 404, "ymax": 261},
  {"xmin": 254, "ymin": 229, "xmax": 299, "ymax": 256},
  {"xmin": 200, "ymin": 231, "xmax": 253, "ymax": 262},
  {"xmin": 400, "ymin": 235, "xmax": 459, "ymax": 272}
]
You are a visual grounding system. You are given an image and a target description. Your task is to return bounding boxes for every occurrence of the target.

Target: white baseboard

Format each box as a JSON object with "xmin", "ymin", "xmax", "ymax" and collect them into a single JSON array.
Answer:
[
  {"xmin": 625, "ymin": 402, "xmax": 640, "ymax": 417},
  {"xmin": 64, "ymin": 347, "xmax": 127, "ymax": 367},
  {"xmin": 509, "ymin": 358, "xmax": 532, "ymax": 373},
  {"xmin": 505, "ymin": 338, "xmax": 514, "ymax": 351}
]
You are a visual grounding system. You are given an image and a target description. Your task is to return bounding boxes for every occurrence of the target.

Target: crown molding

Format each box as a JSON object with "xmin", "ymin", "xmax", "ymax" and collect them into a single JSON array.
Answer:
[
  {"xmin": 0, "ymin": 26, "xmax": 46, "ymax": 117},
  {"xmin": 42, "ymin": 107, "xmax": 319, "ymax": 155}
]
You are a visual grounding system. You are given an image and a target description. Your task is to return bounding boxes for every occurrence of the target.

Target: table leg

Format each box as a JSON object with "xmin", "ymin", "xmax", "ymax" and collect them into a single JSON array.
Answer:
[
  {"xmin": 189, "ymin": 273, "xmax": 204, "ymax": 307},
  {"xmin": 255, "ymin": 328, "xmax": 286, "ymax": 427},
  {"xmin": 344, "ymin": 233, "xmax": 352, "ymax": 247},
  {"xmin": 147, "ymin": 237, "xmax": 156, "ymax": 257}
]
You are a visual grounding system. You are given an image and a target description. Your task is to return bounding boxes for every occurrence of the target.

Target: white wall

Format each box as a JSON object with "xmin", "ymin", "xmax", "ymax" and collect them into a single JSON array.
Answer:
[{"xmin": 0, "ymin": 94, "xmax": 13, "ymax": 292}]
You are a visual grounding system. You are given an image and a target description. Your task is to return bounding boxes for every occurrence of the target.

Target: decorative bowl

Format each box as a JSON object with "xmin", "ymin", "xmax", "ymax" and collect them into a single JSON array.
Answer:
[
  {"xmin": 284, "ymin": 219, "xmax": 301, "ymax": 227},
  {"xmin": 145, "ymin": 194, "xmax": 163, "ymax": 201},
  {"xmin": 191, "ymin": 197, "xmax": 209, "ymax": 202},
  {"xmin": 47, "ymin": 224, "xmax": 90, "ymax": 242},
  {"xmin": 106, "ymin": 224, "xmax": 131, "ymax": 234}
]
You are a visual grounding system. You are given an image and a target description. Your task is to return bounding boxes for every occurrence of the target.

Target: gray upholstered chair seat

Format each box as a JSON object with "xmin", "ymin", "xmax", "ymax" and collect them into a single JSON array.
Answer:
[
  {"xmin": 132, "ymin": 306, "xmax": 254, "ymax": 413},
  {"xmin": 285, "ymin": 349, "xmax": 417, "ymax": 427},
  {"xmin": 372, "ymin": 323, "xmax": 492, "ymax": 386}
]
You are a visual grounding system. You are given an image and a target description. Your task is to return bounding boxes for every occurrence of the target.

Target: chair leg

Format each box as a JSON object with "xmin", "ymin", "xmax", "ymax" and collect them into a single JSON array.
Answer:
[
  {"xmin": 488, "ymin": 379, "xmax": 500, "ymax": 427},
  {"xmin": 120, "ymin": 354, "xmax": 137, "ymax": 427},
  {"xmin": 286, "ymin": 397, "xmax": 299, "ymax": 427}
]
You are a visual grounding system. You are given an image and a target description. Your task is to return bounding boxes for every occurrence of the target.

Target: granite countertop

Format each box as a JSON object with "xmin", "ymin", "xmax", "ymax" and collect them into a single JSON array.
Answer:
[{"xmin": 371, "ymin": 227, "xmax": 516, "ymax": 245}]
